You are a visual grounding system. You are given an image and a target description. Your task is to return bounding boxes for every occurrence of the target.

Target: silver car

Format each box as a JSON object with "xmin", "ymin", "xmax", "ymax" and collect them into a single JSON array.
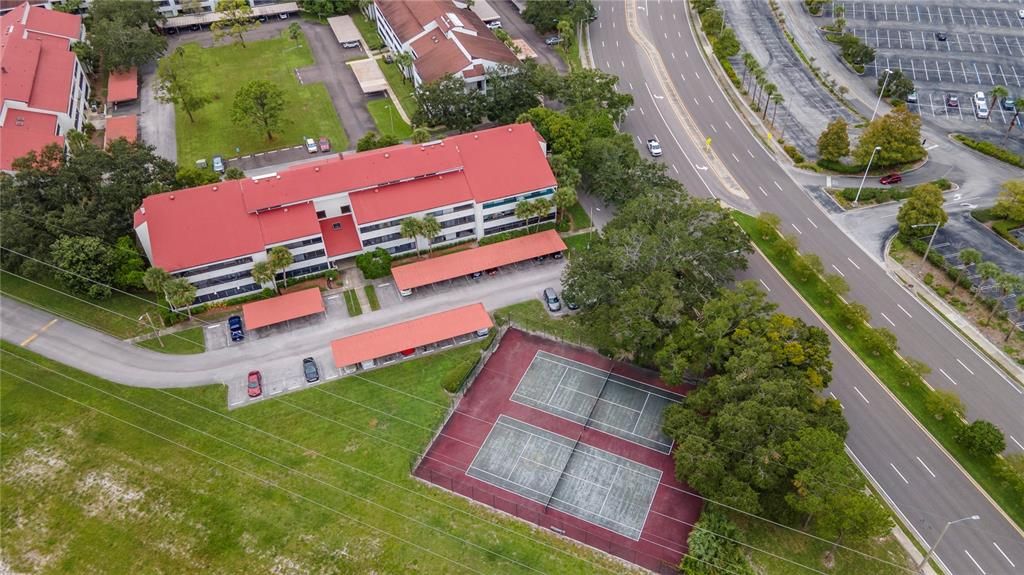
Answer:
[{"xmin": 543, "ymin": 288, "xmax": 561, "ymax": 312}]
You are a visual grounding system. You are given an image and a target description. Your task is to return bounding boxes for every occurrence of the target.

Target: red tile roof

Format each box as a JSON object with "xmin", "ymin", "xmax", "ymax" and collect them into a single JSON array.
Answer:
[
  {"xmin": 319, "ymin": 214, "xmax": 362, "ymax": 257},
  {"xmin": 257, "ymin": 201, "xmax": 320, "ymax": 245},
  {"xmin": 331, "ymin": 303, "xmax": 492, "ymax": 367},
  {"xmin": 103, "ymin": 115, "xmax": 137, "ymax": 146},
  {"xmin": 374, "ymin": 0, "xmax": 451, "ymax": 43},
  {"xmin": 22, "ymin": 3, "xmax": 82, "ymax": 39},
  {"xmin": 0, "ymin": 3, "xmax": 80, "ymax": 115},
  {"xmin": 453, "ymin": 124, "xmax": 556, "ymax": 203},
  {"xmin": 27, "ymin": 35, "xmax": 74, "ymax": 111},
  {"xmin": 106, "ymin": 68, "xmax": 138, "ymax": 103},
  {"xmin": 0, "ymin": 122, "xmax": 62, "ymax": 170},
  {"xmin": 350, "ymin": 172, "xmax": 473, "ymax": 223},
  {"xmin": 392, "ymin": 229, "xmax": 566, "ymax": 291},
  {"xmin": 242, "ymin": 287, "xmax": 325, "ymax": 330}
]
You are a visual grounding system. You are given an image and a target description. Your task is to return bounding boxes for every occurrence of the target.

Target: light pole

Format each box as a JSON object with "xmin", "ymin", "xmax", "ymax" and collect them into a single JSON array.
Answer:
[
  {"xmin": 912, "ymin": 222, "xmax": 943, "ymax": 262},
  {"xmin": 872, "ymin": 68, "xmax": 892, "ymax": 122},
  {"xmin": 853, "ymin": 146, "xmax": 881, "ymax": 205},
  {"xmin": 917, "ymin": 515, "xmax": 979, "ymax": 571},
  {"xmin": 385, "ymin": 104, "xmax": 393, "ymax": 135}
]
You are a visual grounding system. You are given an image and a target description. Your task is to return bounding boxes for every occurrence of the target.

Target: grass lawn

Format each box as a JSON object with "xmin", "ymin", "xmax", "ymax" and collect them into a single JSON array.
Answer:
[
  {"xmin": 136, "ymin": 327, "xmax": 205, "ymax": 355},
  {"xmin": 0, "ymin": 342, "xmax": 628, "ymax": 574},
  {"xmin": 352, "ymin": 12, "xmax": 383, "ymax": 51},
  {"xmin": 343, "ymin": 289, "xmax": 362, "ymax": 316},
  {"xmin": 367, "ymin": 98, "xmax": 412, "ymax": 140},
  {"xmin": 733, "ymin": 211, "xmax": 1024, "ymax": 529},
  {"xmin": 171, "ymin": 30, "xmax": 347, "ymax": 165},
  {"xmin": 363, "ymin": 285, "xmax": 380, "ymax": 311},
  {"xmin": 376, "ymin": 59, "xmax": 418, "ymax": 119},
  {"xmin": 494, "ymin": 301, "xmax": 597, "ymax": 348},
  {"xmin": 566, "ymin": 201, "xmax": 592, "ymax": 230},
  {"xmin": 563, "ymin": 231, "xmax": 596, "ymax": 259},
  {"xmin": 0, "ymin": 270, "xmax": 163, "ymax": 340}
]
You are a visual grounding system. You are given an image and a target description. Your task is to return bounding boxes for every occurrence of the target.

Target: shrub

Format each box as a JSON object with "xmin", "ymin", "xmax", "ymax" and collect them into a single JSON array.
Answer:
[
  {"xmin": 680, "ymin": 509, "xmax": 754, "ymax": 575},
  {"xmin": 356, "ymin": 248, "xmax": 393, "ymax": 279},
  {"xmin": 783, "ymin": 144, "xmax": 804, "ymax": 163},
  {"xmin": 954, "ymin": 135, "xmax": 1024, "ymax": 169},
  {"xmin": 478, "ymin": 222, "xmax": 557, "ymax": 246},
  {"xmin": 923, "ymin": 273, "xmax": 934, "ymax": 285},
  {"xmin": 956, "ymin": 420, "xmax": 1006, "ymax": 458},
  {"xmin": 816, "ymin": 158, "xmax": 868, "ymax": 174}
]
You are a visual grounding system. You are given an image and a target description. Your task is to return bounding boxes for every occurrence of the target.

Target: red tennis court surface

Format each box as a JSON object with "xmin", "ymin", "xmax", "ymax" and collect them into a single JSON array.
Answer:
[{"xmin": 414, "ymin": 329, "xmax": 701, "ymax": 573}]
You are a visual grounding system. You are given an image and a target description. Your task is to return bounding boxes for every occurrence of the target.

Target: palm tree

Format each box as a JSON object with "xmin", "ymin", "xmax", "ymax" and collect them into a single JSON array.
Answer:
[
  {"xmin": 421, "ymin": 215, "xmax": 442, "ymax": 254},
  {"xmin": 990, "ymin": 85, "xmax": 1009, "ymax": 109},
  {"xmin": 251, "ymin": 261, "xmax": 276, "ymax": 292},
  {"xmin": 770, "ymin": 92, "xmax": 784, "ymax": 128},
  {"xmin": 761, "ymin": 83, "xmax": 777, "ymax": 120},
  {"xmin": 991, "ymin": 272, "xmax": 1023, "ymax": 323},
  {"xmin": 1006, "ymin": 296, "xmax": 1024, "ymax": 342},
  {"xmin": 164, "ymin": 278, "xmax": 197, "ymax": 319},
  {"xmin": 515, "ymin": 200, "xmax": 536, "ymax": 232},
  {"xmin": 956, "ymin": 248, "xmax": 982, "ymax": 297},
  {"xmin": 393, "ymin": 51, "xmax": 413, "ymax": 82},
  {"xmin": 143, "ymin": 267, "xmax": 173, "ymax": 304},
  {"xmin": 267, "ymin": 245, "xmax": 294, "ymax": 292},
  {"xmin": 400, "ymin": 217, "xmax": 423, "ymax": 256},
  {"xmin": 976, "ymin": 261, "xmax": 1001, "ymax": 298},
  {"xmin": 411, "ymin": 127, "xmax": 432, "ymax": 144},
  {"xmin": 751, "ymin": 69, "xmax": 765, "ymax": 105},
  {"xmin": 741, "ymin": 52, "xmax": 756, "ymax": 89}
]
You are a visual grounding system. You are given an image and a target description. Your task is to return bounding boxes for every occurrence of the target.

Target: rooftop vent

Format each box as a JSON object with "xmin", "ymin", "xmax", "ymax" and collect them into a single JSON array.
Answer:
[
  {"xmin": 15, "ymin": 116, "xmax": 24, "ymax": 126},
  {"xmin": 315, "ymin": 167, "xmax": 320, "ymax": 172},
  {"xmin": 212, "ymin": 186, "xmax": 218, "ymax": 191},
  {"xmin": 169, "ymin": 195, "xmax": 175, "ymax": 200},
  {"xmin": 384, "ymin": 153, "xmax": 390, "ymax": 158},
  {"xmin": 507, "ymin": 127, "xmax": 513, "ymax": 132}
]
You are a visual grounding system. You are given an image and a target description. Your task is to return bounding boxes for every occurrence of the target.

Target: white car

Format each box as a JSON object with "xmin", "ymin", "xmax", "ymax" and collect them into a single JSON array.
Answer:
[
  {"xmin": 973, "ymin": 91, "xmax": 989, "ymax": 119},
  {"xmin": 1018, "ymin": 8, "xmax": 1024, "ymax": 19},
  {"xmin": 304, "ymin": 137, "xmax": 318, "ymax": 153},
  {"xmin": 647, "ymin": 138, "xmax": 662, "ymax": 157},
  {"xmin": 486, "ymin": 21, "xmax": 502, "ymax": 29}
]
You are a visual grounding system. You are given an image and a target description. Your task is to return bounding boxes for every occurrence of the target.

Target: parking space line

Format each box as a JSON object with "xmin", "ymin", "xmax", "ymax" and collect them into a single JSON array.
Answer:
[
  {"xmin": 961, "ymin": 61, "xmax": 969, "ymax": 83},
  {"xmin": 973, "ymin": 62, "xmax": 983, "ymax": 84}
]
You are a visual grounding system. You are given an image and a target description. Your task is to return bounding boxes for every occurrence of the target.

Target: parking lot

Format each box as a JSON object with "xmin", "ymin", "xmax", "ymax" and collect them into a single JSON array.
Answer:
[{"xmin": 822, "ymin": 2, "xmax": 1024, "ymax": 30}]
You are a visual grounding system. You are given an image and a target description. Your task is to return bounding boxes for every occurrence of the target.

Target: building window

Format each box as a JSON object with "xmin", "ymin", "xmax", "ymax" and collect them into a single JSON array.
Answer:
[
  {"xmin": 271, "ymin": 237, "xmax": 323, "ymax": 251},
  {"xmin": 439, "ymin": 215, "xmax": 474, "ymax": 229},
  {"xmin": 362, "ymin": 232, "xmax": 404, "ymax": 247},
  {"xmin": 341, "ymin": 205, "xmax": 352, "ymax": 214},
  {"xmin": 193, "ymin": 283, "xmax": 261, "ymax": 305},
  {"xmin": 387, "ymin": 242, "xmax": 416, "ymax": 255},
  {"xmin": 174, "ymin": 256, "xmax": 254, "ymax": 279},
  {"xmin": 483, "ymin": 208, "xmax": 515, "ymax": 222},
  {"xmin": 289, "ymin": 249, "xmax": 326, "ymax": 264},
  {"xmin": 483, "ymin": 213, "xmax": 556, "ymax": 236},
  {"xmin": 316, "ymin": 210, "xmax": 327, "ymax": 219},
  {"xmin": 482, "ymin": 188, "xmax": 554, "ymax": 210},
  {"xmin": 332, "ymin": 222, "xmax": 342, "ymax": 230},
  {"xmin": 190, "ymin": 269, "xmax": 253, "ymax": 289},
  {"xmin": 280, "ymin": 262, "xmax": 329, "ymax": 279}
]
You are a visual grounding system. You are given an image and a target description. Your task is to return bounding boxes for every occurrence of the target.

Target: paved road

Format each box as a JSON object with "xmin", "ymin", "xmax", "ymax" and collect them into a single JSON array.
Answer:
[{"xmin": 589, "ymin": 1, "xmax": 1023, "ymax": 573}]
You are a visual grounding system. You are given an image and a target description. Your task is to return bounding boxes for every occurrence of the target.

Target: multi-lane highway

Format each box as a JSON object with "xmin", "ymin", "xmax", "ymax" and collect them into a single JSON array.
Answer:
[{"xmin": 588, "ymin": 0, "xmax": 1023, "ymax": 573}]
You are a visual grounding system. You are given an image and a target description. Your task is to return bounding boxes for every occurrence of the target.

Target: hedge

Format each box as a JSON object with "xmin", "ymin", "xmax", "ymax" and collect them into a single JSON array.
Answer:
[
  {"xmin": 478, "ymin": 222, "xmax": 557, "ymax": 247},
  {"xmin": 953, "ymin": 135, "xmax": 1024, "ymax": 169},
  {"xmin": 356, "ymin": 248, "xmax": 393, "ymax": 279}
]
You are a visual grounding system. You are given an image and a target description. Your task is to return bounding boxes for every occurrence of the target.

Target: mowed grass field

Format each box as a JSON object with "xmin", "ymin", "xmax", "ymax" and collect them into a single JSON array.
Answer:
[
  {"xmin": 367, "ymin": 98, "xmax": 412, "ymax": 140},
  {"xmin": 172, "ymin": 30, "xmax": 347, "ymax": 165},
  {"xmin": 0, "ymin": 342, "xmax": 629, "ymax": 574}
]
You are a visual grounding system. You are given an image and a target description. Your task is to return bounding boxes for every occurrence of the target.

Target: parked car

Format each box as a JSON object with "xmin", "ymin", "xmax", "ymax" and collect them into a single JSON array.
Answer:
[
  {"xmin": 906, "ymin": 91, "xmax": 918, "ymax": 104},
  {"xmin": 247, "ymin": 371, "xmax": 263, "ymax": 397},
  {"xmin": 647, "ymin": 137, "xmax": 662, "ymax": 157},
  {"xmin": 212, "ymin": 155, "xmax": 225, "ymax": 173},
  {"xmin": 318, "ymin": 136, "xmax": 331, "ymax": 152},
  {"xmin": 879, "ymin": 173, "xmax": 903, "ymax": 185},
  {"xmin": 543, "ymin": 287, "xmax": 561, "ymax": 312},
  {"xmin": 486, "ymin": 21, "xmax": 502, "ymax": 29},
  {"xmin": 935, "ymin": 32, "xmax": 947, "ymax": 41},
  {"xmin": 485, "ymin": 268, "xmax": 498, "ymax": 275},
  {"xmin": 1019, "ymin": 8, "xmax": 1024, "ymax": 19},
  {"xmin": 945, "ymin": 94, "xmax": 959, "ymax": 108},
  {"xmin": 552, "ymin": 251, "xmax": 563, "ymax": 259},
  {"xmin": 564, "ymin": 295, "xmax": 579, "ymax": 311},
  {"xmin": 544, "ymin": 36, "xmax": 562, "ymax": 45},
  {"xmin": 973, "ymin": 91, "xmax": 989, "ymax": 119},
  {"xmin": 341, "ymin": 40, "xmax": 360, "ymax": 49},
  {"xmin": 279, "ymin": 12, "xmax": 289, "ymax": 19},
  {"xmin": 228, "ymin": 315, "xmax": 245, "ymax": 342},
  {"xmin": 304, "ymin": 136, "xmax": 317, "ymax": 153},
  {"xmin": 1000, "ymin": 97, "xmax": 1016, "ymax": 112},
  {"xmin": 469, "ymin": 271, "xmax": 483, "ymax": 279},
  {"xmin": 303, "ymin": 357, "xmax": 320, "ymax": 383},
  {"xmin": 533, "ymin": 255, "xmax": 547, "ymax": 262}
]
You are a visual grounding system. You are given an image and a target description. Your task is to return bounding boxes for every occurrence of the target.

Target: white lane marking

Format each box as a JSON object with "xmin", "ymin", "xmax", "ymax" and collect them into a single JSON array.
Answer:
[
  {"xmin": 693, "ymin": 96, "xmax": 700, "ymax": 106},
  {"xmin": 710, "ymin": 123, "xmax": 717, "ymax": 133},
  {"xmin": 725, "ymin": 120, "xmax": 733, "ymax": 130},
  {"xmin": 915, "ymin": 456, "xmax": 936, "ymax": 478},
  {"xmin": 746, "ymin": 148, "xmax": 755, "ymax": 158},
  {"xmin": 964, "ymin": 549, "xmax": 986, "ymax": 574},
  {"xmin": 206, "ymin": 324, "xmax": 222, "ymax": 330},
  {"xmin": 730, "ymin": 152, "xmax": 739, "ymax": 162},
  {"xmin": 639, "ymin": 106, "xmax": 645, "ymax": 116},
  {"xmin": 1010, "ymin": 435, "xmax": 1023, "ymax": 450},
  {"xmin": 853, "ymin": 386, "xmax": 870, "ymax": 403},
  {"xmin": 671, "ymin": 52, "xmax": 676, "ymax": 59},
  {"xmin": 759, "ymin": 279, "xmax": 771, "ymax": 292},
  {"xmin": 831, "ymin": 264, "xmax": 846, "ymax": 277},
  {"xmin": 791, "ymin": 223, "xmax": 802, "ymax": 235},
  {"xmin": 773, "ymin": 180, "xmax": 783, "ymax": 191},
  {"xmin": 880, "ymin": 312, "xmax": 896, "ymax": 327},
  {"xmin": 939, "ymin": 368, "xmax": 959, "ymax": 386},
  {"xmin": 707, "ymin": 94, "xmax": 714, "ymax": 104},
  {"xmin": 643, "ymin": 82, "xmax": 716, "ymax": 199},
  {"xmin": 956, "ymin": 358, "xmax": 975, "ymax": 375},
  {"xmin": 806, "ymin": 218, "xmax": 818, "ymax": 229},
  {"xmin": 890, "ymin": 462, "xmax": 909, "ymax": 484},
  {"xmin": 757, "ymin": 186, "xmax": 767, "ymax": 197},
  {"xmin": 992, "ymin": 542, "xmax": 1015, "ymax": 568},
  {"xmin": 694, "ymin": 71, "xmax": 699, "ymax": 80},
  {"xmin": 685, "ymin": 50, "xmax": 689, "ymax": 58},
  {"xmin": 846, "ymin": 257, "xmax": 861, "ymax": 270},
  {"xmin": 679, "ymin": 72, "xmax": 686, "ymax": 81},
  {"xmin": 628, "ymin": 81, "xmax": 634, "ymax": 91},
  {"xmin": 636, "ymin": 135, "xmax": 642, "ymax": 145},
  {"xmin": 896, "ymin": 304, "xmax": 913, "ymax": 318},
  {"xmin": 671, "ymin": 164, "xmax": 679, "ymax": 174}
]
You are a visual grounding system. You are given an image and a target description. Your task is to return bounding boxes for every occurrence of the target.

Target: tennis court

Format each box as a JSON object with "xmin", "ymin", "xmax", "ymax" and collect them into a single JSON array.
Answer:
[
  {"xmin": 467, "ymin": 415, "xmax": 661, "ymax": 540},
  {"xmin": 510, "ymin": 351, "xmax": 682, "ymax": 453}
]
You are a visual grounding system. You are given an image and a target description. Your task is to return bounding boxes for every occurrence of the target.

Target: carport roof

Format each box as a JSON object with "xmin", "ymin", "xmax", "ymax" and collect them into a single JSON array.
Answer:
[
  {"xmin": 391, "ymin": 229, "xmax": 566, "ymax": 291},
  {"xmin": 104, "ymin": 115, "xmax": 137, "ymax": 146},
  {"xmin": 331, "ymin": 303, "xmax": 492, "ymax": 367},
  {"xmin": 106, "ymin": 68, "xmax": 137, "ymax": 103},
  {"xmin": 348, "ymin": 57, "xmax": 389, "ymax": 94},
  {"xmin": 327, "ymin": 15, "xmax": 360, "ymax": 43},
  {"xmin": 242, "ymin": 287, "xmax": 325, "ymax": 330}
]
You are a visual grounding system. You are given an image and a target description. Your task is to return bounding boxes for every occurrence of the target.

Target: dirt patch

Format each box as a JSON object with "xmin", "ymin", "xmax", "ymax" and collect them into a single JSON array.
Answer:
[
  {"xmin": 5, "ymin": 448, "xmax": 68, "ymax": 483},
  {"xmin": 75, "ymin": 470, "xmax": 147, "ymax": 520}
]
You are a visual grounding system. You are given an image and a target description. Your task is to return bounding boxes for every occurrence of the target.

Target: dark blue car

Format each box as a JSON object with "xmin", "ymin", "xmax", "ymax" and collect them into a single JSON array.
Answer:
[{"xmin": 228, "ymin": 315, "xmax": 245, "ymax": 342}]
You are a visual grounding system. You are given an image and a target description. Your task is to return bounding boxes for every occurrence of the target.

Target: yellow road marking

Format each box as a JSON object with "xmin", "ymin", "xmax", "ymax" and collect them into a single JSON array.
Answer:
[{"xmin": 20, "ymin": 318, "xmax": 57, "ymax": 347}]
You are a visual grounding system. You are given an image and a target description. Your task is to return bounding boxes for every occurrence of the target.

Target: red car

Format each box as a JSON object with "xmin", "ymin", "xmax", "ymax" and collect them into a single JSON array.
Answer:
[
  {"xmin": 318, "ymin": 137, "xmax": 331, "ymax": 152},
  {"xmin": 879, "ymin": 173, "xmax": 903, "ymax": 185},
  {"xmin": 247, "ymin": 371, "xmax": 263, "ymax": 397}
]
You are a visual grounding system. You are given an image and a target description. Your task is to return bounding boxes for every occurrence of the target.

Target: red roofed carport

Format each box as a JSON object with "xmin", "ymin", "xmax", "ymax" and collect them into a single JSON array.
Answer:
[
  {"xmin": 242, "ymin": 287, "xmax": 326, "ymax": 330},
  {"xmin": 106, "ymin": 68, "xmax": 138, "ymax": 105},
  {"xmin": 391, "ymin": 229, "xmax": 567, "ymax": 295},
  {"xmin": 332, "ymin": 303, "xmax": 492, "ymax": 370}
]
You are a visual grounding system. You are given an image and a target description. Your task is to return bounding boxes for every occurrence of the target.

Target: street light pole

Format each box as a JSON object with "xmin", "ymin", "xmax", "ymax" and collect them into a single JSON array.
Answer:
[
  {"xmin": 912, "ymin": 222, "xmax": 943, "ymax": 262},
  {"xmin": 853, "ymin": 146, "xmax": 881, "ymax": 205},
  {"xmin": 917, "ymin": 515, "xmax": 979, "ymax": 571},
  {"xmin": 872, "ymin": 68, "xmax": 892, "ymax": 122}
]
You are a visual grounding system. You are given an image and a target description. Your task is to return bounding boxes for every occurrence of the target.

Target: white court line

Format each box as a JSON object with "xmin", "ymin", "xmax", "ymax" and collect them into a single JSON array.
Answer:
[
  {"xmin": 631, "ymin": 394, "xmax": 651, "ymax": 434},
  {"xmin": 992, "ymin": 542, "xmax": 1015, "ymax": 568},
  {"xmin": 964, "ymin": 549, "xmax": 986, "ymax": 574},
  {"xmin": 890, "ymin": 462, "xmax": 910, "ymax": 484},
  {"xmin": 508, "ymin": 396, "xmax": 672, "ymax": 453},
  {"xmin": 507, "ymin": 435, "xmax": 533, "ymax": 479},
  {"xmin": 534, "ymin": 352, "xmax": 684, "ymax": 401},
  {"xmin": 916, "ymin": 456, "xmax": 936, "ymax": 478},
  {"xmin": 546, "ymin": 367, "xmax": 569, "ymax": 404},
  {"xmin": 956, "ymin": 358, "xmax": 975, "ymax": 375},
  {"xmin": 853, "ymin": 386, "xmax": 870, "ymax": 403},
  {"xmin": 939, "ymin": 368, "xmax": 959, "ymax": 385},
  {"xmin": 880, "ymin": 312, "xmax": 896, "ymax": 327}
]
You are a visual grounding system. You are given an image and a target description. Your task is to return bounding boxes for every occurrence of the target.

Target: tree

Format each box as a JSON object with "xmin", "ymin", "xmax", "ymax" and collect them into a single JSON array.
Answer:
[
  {"xmin": 681, "ymin": 509, "xmax": 754, "ymax": 575},
  {"xmin": 421, "ymin": 215, "xmax": 443, "ymax": 253},
  {"xmin": 1008, "ymin": 296, "xmax": 1024, "ymax": 342},
  {"xmin": 878, "ymin": 69, "xmax": 915, "ymax": 101},
  {"xmin": 955, "ymin": 248, "xmax": 982, "ymax": 296},
  {"xmin": 484, "ymin": 62, "xmax": 556, "ymax": 125},
  {"xmin": 356, "ymin": 131, "xmax": 400, "ymax": 152},
  {"xmin": 990, "ymin": 85, "xmax": 1009, "ymax": 109},
  {"xmin": 411, "ymin": 127, "xmax": 433, "ymax": 144},
  {"xmin": 400, "ymin": 217, "xmax": 424, "ymax": 256},
  {"xmin": 993, "ymin": 180, "xmax": 1024, "ymax": 222},
  {"xmin": 211, "ymin": 0, "xmax": 259, "ymax": 48},
  {"xmin": 992, "ymin": 272, "xmax": 1024, "ymax": 322},
  {"xmin": 266, "ymin": 246, "xmax": 294, "ymax": 292},
  {"xmin": 49, "ymin": 236, "xmax": 119, "ymax": 299},
  {"xmin": 251, "ymin": 260, "xmax": 275, "ymax": 289},
  {"xmin": 88, "ymin": 14, "xmax": 167, "ymax": 73},
  {"xmin": 837, "ymin": 33, "xmax": 875, "ymax": 65},
  {"xmin": 816, "ymin": 488, "xmax": 892, "ymax": 556},
  {"xmin": 175, "ymin": 166, "xmax": 221, "ymax": 189},
  {"xmin": 925, "ymin": 389, "xmax": 965, "ymax": 422},
  {"xmin": 156, "ymin": 48, "xmax": 211, "ymax": 123},
  {"xmin": 143, "ymin": 267, "xmax": 173, "ymax": 302},
  {"xmin": 853, "ymin": 106, "xmax": 924, "ymax": 167},
  {"xmin": 817, "ymin": 118, "xmax": 851, "ymax": 162},
  {"xmin": 518, "ymin": 107, "xmax": 590, "ymax": 165},
  {"xmin": 556, "ymin": 19, "xmax": 574, "ymax": 48},
  {"xmin": 393, "ymin": 51, "xmax": 414, "ymax": 82},
  {"xmin": 769, "ymin": 92, "xmax": 785, "ymax": 128},
  {"xmin": 413, "ymin": 74, "xmax": 484, "ymax": 133},
  {"xmin": 164, "ymin": 277, "xmax": 197, "ymax": 317},
  {"xmin": 760, "ymin": 83, "xmax": 777, "ymax": 120},
  {"xmin": 977, "ymin": 261, "xmax": 1001, "ymax": 298},
  {"xmin": 355, "ymin": 248, "xmax": 392, "ymax": 279},
  {"xmin": 223, "ymin": 167, "xmax": 246, "ymax": 180},
  {"xmin": 741, "ymin": 52, "xmax": 758, "ymax": 92},
  {"xmin": 782, "ymin": 427, "xmax": 853, "ymax": 527},
  {"xmin": 839, "ymin": 301, "xmax": 871, "ymax": 330},
  {"xmin": 956, "ymin": 420, "xmax": 1006, "ymax": 458},
  {"xmin": 515, "ymin": 198, "xmax": 549, "ymax": 233},
  {"xmin": 232, "ymin": 80, "xmax": 286, "ymax": 140},
  {"xmin": 558, "ymin": 68, "xmax": 634, "ymax": 124},
  {"xmin": 896, "ymin": 183, "xmax": 947, "ymax": 240},
  {"xmin": 522, "ymin": 0, "xmax": 570, "ymax": 33},
  {"xmin": 713, "ymin": 28, "xmax": 740, "ymax": 60},
  {"xmin": 288, "ymin": 22, "xmax": 302, "ymax": 45}
]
